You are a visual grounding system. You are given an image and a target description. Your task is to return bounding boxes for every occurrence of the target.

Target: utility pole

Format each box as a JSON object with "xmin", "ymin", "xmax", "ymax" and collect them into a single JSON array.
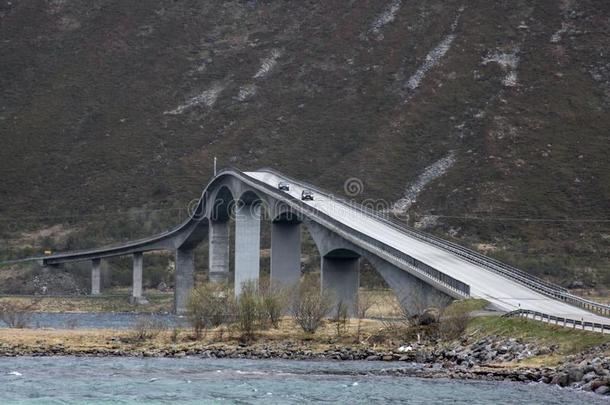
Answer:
[{"xmin": 214, "ymin": 156, "xmax": 217, "ymax": 176}]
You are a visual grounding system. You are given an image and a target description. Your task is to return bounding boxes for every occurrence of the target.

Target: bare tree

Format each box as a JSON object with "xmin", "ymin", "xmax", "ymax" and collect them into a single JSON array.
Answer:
[
  {"xmin": 0, "ymin": 300, "xmax": 36, "ymax": 329},
  {"xmin": 186, "ymin": 282, "xmax": 234, "ymax": 339},
  {"xmin": 332, "ymin": 299, "xmax": 349, "ymax": 337},
  {"xmin": 235, "ymin": 280, "xmax": 262, "ymax": 341},
  {"xmin": 131, "ymin": 316, "xmax": 167, "ymax": 341},
  {"xmin": 291, "ymin": 274, "xmax": 334, "ymax": 334},
  {"xmin": 438, "ymin": 304, "xmax": 471, "ymax": 340},
  {"xmin": 356, "ymin": 291, "xmax": 374, "ymax": 342},
  {"xmin": 259, "ymin": 278, "xmax": 289, "ymax": 329}
]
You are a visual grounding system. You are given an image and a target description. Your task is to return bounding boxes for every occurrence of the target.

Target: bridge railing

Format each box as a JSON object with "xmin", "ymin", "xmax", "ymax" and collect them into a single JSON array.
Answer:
[
  {"xmin": 367, "ymin": 212, "xmax": 610, "ymax": 316},
  {"xmin": 503, "ymin": 309, "xmax": 610, "ymax": 334},
  {"xmin": 352, "ymin": 233, "xmax": 472, "ymax": 298},
  {"xmin": 258, "ymin": 168, "xmax": 610, "ymax": 317}
]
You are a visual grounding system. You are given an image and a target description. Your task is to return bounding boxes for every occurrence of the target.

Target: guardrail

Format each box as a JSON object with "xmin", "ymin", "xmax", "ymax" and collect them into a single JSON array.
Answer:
[
  {"xmin": 346, "ymin": 229, "xmax": 471, "ymax": 298},
  {"xmin": 503, "ymin": 309, "xmax": 610, "ymax": 334},
  {"xmin": 258, "ymin": 168, "xmax": 610, "ymax": 317}
]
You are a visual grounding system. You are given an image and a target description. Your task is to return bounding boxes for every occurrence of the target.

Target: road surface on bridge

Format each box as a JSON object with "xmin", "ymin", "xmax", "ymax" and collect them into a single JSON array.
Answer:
[{"xmin": 247, "ymin": 171, "xmax": 608, "ymax": 324}]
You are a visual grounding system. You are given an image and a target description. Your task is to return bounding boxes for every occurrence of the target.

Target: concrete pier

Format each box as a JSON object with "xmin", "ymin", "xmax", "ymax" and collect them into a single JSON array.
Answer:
[
  {"xmin": 91, "ymin": 258, "xmax": 101, "ymax": 295},
  {"xmin": 131, "ymin": 252, "xmax": 147, "ymax": 304},
  {"xmin": 234, "ymin": 204, "xmax": 261, "ymax": 295},
  {"xmin": 270, "ymin": 220, "xmax": 301, "ymax": 288},
  {"xmin": 175, "ymin": 247, "xmax": 195, "ymax": 315},
  {"xmin": 321, "ymin": 254, "xmax": 360, "ymax": 316},
  {"xmin": 366, "ymin": 255, "xmax": 453, "ymax": 314},
  {"xmin": 209, "ymin": 219, "xmax": 230, "ymax": 283}
]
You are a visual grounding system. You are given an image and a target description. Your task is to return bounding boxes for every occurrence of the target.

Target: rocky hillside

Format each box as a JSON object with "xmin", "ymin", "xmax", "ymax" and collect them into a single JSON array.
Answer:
[{"xmin": 1, "ymin": 0, "xmax": 609, "ymax": 287}]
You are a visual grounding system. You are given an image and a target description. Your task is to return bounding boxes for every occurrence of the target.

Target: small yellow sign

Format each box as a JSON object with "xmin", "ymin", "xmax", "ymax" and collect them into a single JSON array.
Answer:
[{"xmin": 44, "ymin": 250, "xmax": 52, "ymax": 255}]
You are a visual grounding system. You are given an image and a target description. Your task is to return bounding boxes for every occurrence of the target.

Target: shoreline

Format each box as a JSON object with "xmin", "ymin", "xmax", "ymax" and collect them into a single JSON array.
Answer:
[
  {"xmin": 1, "ymin": 336, "xmax": 608, "ymax": 396},
  {"xmin": 1, "ymin": 310, "xmax": 609, "ymax": 396}
]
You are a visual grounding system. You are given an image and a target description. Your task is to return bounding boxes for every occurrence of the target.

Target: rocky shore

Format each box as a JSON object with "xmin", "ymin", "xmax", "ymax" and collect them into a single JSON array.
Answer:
[{"xmin": 1, "ymin": 334, "xmax": 608, "ymax": 396}]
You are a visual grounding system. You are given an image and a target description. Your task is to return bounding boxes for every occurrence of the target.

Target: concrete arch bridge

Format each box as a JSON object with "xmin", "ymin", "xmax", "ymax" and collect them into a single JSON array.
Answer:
[{"xmin": 6, "ymin": 168, "xmax": 609, "ymax": 329}]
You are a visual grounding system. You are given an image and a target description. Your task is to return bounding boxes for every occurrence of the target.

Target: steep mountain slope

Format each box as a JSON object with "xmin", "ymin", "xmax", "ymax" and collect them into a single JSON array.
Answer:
[{"xmin": 1, "ymin": 0, "xmax": 608, "ymax": 287}]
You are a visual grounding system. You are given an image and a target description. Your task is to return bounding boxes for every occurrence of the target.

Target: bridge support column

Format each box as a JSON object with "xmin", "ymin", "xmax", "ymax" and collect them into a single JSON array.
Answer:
[
  {"xmin": 270, "ymin": 220, "xmax": 301, "ymax": 288},
  {"xmin": 322, "ymin": 256, "xmax": 360, "ymax": 316},
  {"xmin": 209, "ymin": 219, "xmax": 230, "ymax": 283},
  {"xmin": 175, "ymin": 247, "xmax": 195, "ymax": 315},
  {"xmin": 131, "ymin": 252, "xmax": 147, "ymax": 304},
  {"xmin": 235, "ymin": 204, "xmax": 261, "ymax": 295},
  {"xmin": 91, "ymin": 258, "xmax": 101, "ymax": 295},
  {"xmin": 366, "ymin": 256, "xmax": 453, "ymax": 315}
]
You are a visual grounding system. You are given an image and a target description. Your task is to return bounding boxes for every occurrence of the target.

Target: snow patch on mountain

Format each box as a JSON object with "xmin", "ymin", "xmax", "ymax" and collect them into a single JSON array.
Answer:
[
  {"xmin": 482, "ymin": 48, "xmax": 520, "ymax": 87},
  {"xmin": 237, "ymin": 84, "xmax": 258, "ymax": 102},
  {"xmin": 254, "ymin": 49, "xmax": 282, "ymax": 79},
  {"xmin": 370, "ymin": 0, "xmax": 402, "ymax": 34},
  {"xmin": 550, "ymin": 22, "xmax": 569, "ymax": 43},
  {"xmin": 392, "ymin": 151, "xmax": 457, "ymax": 213},
  {"xmin": 405, "ymin": 34, "xmax": 456, "ymax": 92},
  {"xmin": 164, "ymin": 83, "xmax": 225, "ymax": 115},
  {"xmin": 402, "ymin": 10, "xmax": 463, "ymax": 100}
]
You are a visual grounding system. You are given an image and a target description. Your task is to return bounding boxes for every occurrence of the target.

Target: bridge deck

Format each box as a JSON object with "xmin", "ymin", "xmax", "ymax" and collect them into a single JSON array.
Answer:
[{"xmin": 247, "ymin": 171, "xmax": 608, "ymax": 324}]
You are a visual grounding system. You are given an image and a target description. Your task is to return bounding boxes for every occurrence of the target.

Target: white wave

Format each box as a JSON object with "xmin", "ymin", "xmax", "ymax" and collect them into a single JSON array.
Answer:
[
  {"xmin": 235, "ymin": 370, "xmax": 268, "ymax": 375},
  {"xmin": 8, "ymin": 371, "xmax": 23, "ymax": 376}
]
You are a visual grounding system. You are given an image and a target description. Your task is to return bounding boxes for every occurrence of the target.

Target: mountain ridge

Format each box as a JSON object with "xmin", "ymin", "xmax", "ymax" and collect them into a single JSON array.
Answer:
[{"xmin": 1, "ymin": 0, "xmax": 608, "ymax": 287}]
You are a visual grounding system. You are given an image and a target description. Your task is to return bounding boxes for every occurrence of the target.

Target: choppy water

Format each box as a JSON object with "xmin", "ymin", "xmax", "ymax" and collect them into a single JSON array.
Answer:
[{"xmin": 0, "ymin": 357, "xmax": 603, "ymax": 404}]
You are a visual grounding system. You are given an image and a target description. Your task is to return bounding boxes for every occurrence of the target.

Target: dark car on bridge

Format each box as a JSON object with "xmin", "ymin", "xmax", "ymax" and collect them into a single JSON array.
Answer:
[
  {"xmin": 301, "ymin": 189, "xmax": 314, "ymax": 201},
  {"xmin": 278, "ymin": 181, "xmax": 290, "ymax": 191}
]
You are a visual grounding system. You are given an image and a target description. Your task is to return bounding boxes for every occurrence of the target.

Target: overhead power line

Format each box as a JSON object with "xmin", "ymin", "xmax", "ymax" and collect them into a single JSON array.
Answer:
[{"xmin": 417, "ymin": 214, "xmax": 610, "ymax": 223}]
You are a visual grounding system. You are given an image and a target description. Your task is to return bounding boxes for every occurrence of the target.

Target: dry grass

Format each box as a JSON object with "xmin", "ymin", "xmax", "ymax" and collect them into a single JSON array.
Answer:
[
  {"xmin": 574, "ymin": 289, "xmax": 610, "ymax": 305},
  {"xmin": 359, "ymin": 289, "xmax": 403, "ymax": 318},
  {"xmin": 0, "ymin": 316, "xmax": 395, "ymax": 354},
  {"xmin": 0, "ymin": 291, "xmax": 174, "ymax": 313}
]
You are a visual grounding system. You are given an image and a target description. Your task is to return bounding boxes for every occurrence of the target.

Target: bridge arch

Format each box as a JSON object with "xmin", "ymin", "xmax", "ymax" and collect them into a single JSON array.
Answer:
[
  {"xmin": 209, "ymin": 185, "xmax": 235, "ymax": 222},
  {"xmin": 31, "ymin": 169, "xmax": 464, "ymax": 315},
  {"xmin": 303, "ymin": 219, "xmax": 453, "ymax": 315}
]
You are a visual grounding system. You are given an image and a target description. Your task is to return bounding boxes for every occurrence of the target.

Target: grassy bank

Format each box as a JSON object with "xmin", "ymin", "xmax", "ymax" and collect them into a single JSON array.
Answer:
[
  {"xmin": 0, "ymin": 294, "xmax": 608, "ymax": 371},
  {"xmin": 0, "ymin": 314, "xmax": 607, "ymax": 366},
  {"xmin": 0, "ymin": 317, "xmax": 395, "ymax": 356},
  {"xmin": 468, "ymin": 316, "xmax": 610, "ymax": 366}
]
